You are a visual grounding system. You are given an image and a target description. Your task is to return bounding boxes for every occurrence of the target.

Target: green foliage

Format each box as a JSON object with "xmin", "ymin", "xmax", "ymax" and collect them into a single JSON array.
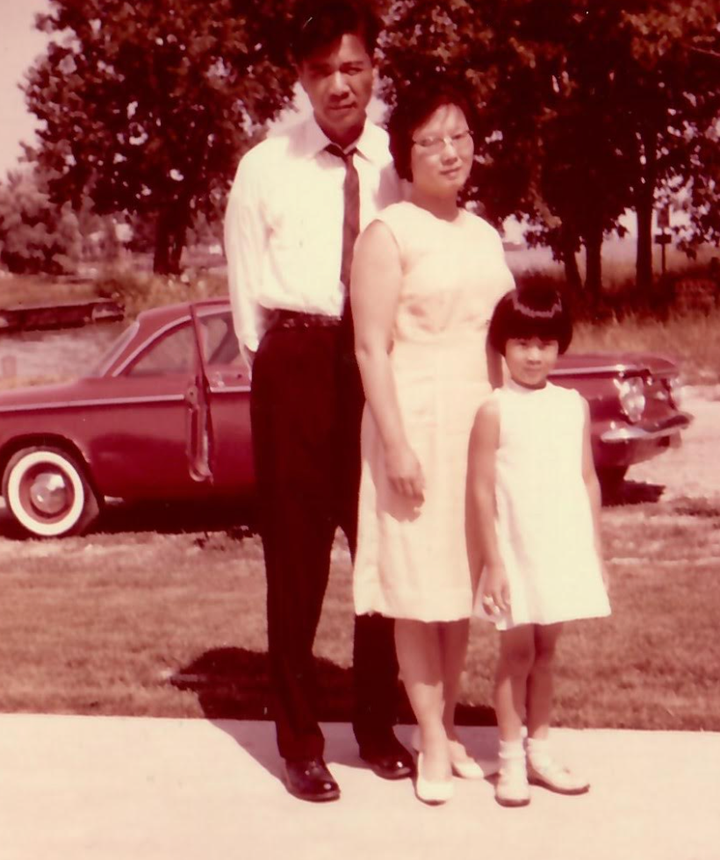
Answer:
[
  {"xmin": 24, "ymin": 0, "xmax": 296, "ymax": 274},
  {"xmin": 0, "ymin": 168, "xmax": 82, "ymax": 275},
  {"xmin": 379, "ymin": 0, "xmax": 720, "ymax": 294},
  {"xmin": 94, "ymin": 266, "xmax": 228, "ymax": 320}
]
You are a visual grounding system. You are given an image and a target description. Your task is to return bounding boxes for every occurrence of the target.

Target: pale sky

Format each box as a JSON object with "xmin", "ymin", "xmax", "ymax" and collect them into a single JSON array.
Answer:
[{"xmin": 0, "ymin": 0, "xmax": 50, "ymax": 177}]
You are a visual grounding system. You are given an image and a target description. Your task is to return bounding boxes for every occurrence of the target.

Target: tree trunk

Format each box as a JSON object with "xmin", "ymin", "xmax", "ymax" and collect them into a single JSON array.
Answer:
[
  {"xmin": 153, "ymin": 205, "xmax": 189, "ymax": 275},
  {"xmin": 584, "ymin": 221, "xmax": 603, "ymax": 297},
  {"xmin": 153, "ymin": 209, "xmax": 172, "ymax": 275},
  {"xmin": 635, "ymin": 127, "xmax": 657, "ymax": 294},
  {"xmin": 559, "ymin": 223, "xmax": 583, "ymax": 294},
  {"xmin": 168, "ymin": 221, "xmax": 187, "ymax": 274}
]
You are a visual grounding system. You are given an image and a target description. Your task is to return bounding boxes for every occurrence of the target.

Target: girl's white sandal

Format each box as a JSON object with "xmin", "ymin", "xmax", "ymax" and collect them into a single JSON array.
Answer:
[{"xmin": 495, "ymin": 762, "xmax": 530, "ymax": 807}]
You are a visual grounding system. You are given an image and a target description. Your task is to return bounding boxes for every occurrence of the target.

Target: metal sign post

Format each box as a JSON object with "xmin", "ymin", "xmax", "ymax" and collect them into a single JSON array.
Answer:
[{"xmin": 655, "ymin": 206, "xmax": 672, "ymax": 276}]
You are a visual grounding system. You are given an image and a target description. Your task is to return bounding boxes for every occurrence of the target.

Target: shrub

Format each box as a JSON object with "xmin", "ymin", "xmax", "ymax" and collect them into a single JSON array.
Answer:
[
  {"xmin": 95, "ymin": 266, "xmax": 228, "ymax": 319},
  {"xmin": 0, "ymin": 171, "xmax": 82, "ymax": 275}
]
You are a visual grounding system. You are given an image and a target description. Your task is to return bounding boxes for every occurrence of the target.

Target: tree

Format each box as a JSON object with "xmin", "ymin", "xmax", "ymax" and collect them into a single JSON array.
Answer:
[
  {"xmin": 378, "ymin": 0, "xmax": 719, "ymax": 295},
  {"xmin": 378, "ymin": 0, "xmax": 637, "ymax": 293},
  {"xmin": 620, "ymin": 1, "xmax": 720, "ymax": 288},
  {"xmin": 0, "ymin": 167, "xmax": 82, "ymax": 275},
  {"xmin": 24, "ymin": 0, "xmax": 296, "ymax": 274}
]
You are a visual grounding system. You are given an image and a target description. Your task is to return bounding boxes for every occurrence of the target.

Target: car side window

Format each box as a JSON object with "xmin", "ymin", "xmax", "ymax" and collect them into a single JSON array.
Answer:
[
  {"xmin": 200, "ymin": 312, "xmax": 242, "ymax": 367},
  {"xmin": 127, "ymin": 324, "xmax": 195, "ymax": 376}
]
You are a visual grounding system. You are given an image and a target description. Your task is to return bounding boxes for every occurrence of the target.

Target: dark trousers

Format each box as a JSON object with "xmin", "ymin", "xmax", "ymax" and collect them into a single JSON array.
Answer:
[{"xmin": 250, "ymin": 322, "xmax": 400, "ymax": 762}]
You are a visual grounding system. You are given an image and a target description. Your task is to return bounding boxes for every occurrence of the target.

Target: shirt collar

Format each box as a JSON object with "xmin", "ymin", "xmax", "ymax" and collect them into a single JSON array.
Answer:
[{"xmin": 300, "ymin": 114, "xmax": 387, "ymax": 165}]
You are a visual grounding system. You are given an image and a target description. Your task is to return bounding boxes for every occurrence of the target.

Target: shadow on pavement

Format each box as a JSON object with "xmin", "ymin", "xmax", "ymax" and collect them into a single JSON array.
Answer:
[{"xmin": 168, "ymin": 647, "xmax": 496, "ymax": 775}]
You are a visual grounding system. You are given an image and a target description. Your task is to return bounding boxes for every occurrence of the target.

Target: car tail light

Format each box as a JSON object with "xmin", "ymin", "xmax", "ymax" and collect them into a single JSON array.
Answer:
[{"xmin": 615, "ymin": 376, "xmax": 646, "ymax": 423}]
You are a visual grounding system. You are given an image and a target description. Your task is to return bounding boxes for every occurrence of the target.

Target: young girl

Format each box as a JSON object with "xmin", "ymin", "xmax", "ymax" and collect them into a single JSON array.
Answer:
[{"xmin": 467, "ymin": 285, "xmax": 611, "ymax": 808}]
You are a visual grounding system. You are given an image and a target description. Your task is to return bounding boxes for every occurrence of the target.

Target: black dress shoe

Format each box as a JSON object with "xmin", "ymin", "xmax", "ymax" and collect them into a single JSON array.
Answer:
[
  {"xmin": 283, "ymin": 758, "xmax": 340, "ymax": 802},
  {"xmin": 359, "ymin": 737, "xmax": 414, "ymax": 780}
]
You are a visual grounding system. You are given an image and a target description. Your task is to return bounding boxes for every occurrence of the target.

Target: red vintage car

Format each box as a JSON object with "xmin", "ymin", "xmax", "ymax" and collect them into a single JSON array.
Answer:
[{"xmin": 0, "ymin": 299, "xmax": 692, "ymax": 538}]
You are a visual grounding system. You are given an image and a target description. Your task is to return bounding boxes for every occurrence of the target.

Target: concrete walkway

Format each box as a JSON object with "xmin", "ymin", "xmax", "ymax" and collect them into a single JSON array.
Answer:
[{"xmin": 0, "ymin": 715, "xmax": 717, "ymax": 860}]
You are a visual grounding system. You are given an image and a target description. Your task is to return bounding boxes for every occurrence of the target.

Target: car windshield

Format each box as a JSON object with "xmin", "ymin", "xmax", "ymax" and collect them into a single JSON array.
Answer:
[{"xmin": 90, "ymin": 321, "xmax": 140, "ymax": 376}]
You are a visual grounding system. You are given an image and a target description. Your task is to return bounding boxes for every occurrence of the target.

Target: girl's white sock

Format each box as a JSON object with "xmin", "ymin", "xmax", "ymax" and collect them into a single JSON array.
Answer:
[
  {"xmin": 526, "ymin": 736, "xmax": 551, "ymax": 768},
  {"xmin": 499, "ymin": 738, "xmax": 525, "ymax": 763}
]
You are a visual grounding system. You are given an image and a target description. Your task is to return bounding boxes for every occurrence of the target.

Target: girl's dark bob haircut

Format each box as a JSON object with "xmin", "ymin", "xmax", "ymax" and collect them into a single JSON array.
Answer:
[
  {"xmin": 387, "ymin": 81, "xmax": 478, "ymax": 182},
  {"xmin": 488, "ymin": 285, "xmax": 573, "ymax": 356}
]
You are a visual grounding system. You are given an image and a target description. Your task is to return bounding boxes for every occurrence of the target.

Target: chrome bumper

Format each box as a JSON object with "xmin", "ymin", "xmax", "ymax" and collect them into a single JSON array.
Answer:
[{"xmin": 600, "ymin": 412, "xmax": 693, "ymax": 443}]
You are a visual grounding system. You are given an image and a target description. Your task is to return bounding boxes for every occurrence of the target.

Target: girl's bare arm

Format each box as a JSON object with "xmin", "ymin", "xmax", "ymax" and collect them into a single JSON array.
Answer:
[
  {"xmin": 467, "ymin": 399, "xmax": 509, "ymax": 612},
  {"xmin": 581, "ymin": 399, "xmax": 609, "ymax": 591}
]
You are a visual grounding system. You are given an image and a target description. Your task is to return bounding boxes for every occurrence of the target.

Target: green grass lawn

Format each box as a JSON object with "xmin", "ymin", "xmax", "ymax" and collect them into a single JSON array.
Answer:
[
  {"xmin": 0, "ymin": 265, "xmax": 716, "ymax": 727},
  {"xmin": 0, "ymin": 496, "xmax": 717, "ymax": 730}
]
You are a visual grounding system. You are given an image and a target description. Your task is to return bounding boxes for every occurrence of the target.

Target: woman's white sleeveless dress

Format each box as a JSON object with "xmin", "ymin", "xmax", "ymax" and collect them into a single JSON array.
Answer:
[{"xmin": 353, "ymin": 202, "xmax": 514, "ymax": 622}]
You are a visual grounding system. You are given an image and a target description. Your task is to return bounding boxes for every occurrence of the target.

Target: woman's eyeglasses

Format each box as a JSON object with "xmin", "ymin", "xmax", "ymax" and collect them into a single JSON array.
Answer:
[{"xmin": 412, "ymin": 129, "xmax": 473, "ymax": 155}]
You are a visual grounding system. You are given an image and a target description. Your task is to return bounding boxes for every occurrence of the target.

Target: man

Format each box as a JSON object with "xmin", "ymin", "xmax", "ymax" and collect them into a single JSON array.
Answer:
[{"xmin": 224, "ymin": 0, "xmax": 412, "ymax": 802}]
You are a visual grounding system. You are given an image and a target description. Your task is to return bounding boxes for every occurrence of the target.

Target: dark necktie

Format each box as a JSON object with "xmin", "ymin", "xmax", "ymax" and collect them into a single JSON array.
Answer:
[{"xmin": 326, "ymin": 144, "xmax": 360, "ymax": 291}]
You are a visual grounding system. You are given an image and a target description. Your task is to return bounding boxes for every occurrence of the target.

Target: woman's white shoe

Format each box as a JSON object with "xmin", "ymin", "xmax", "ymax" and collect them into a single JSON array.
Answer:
[
  {"xmin": 411, "ymin": 729, "xmax": 487, "ymax": 780},
  {"xmin": 527, "ymin": 759, "xmax": 590, "ymax": 795},
  {"xmin": 415, "ymin": 753, "xmax": 454, "ymax": 805},
  {"xmin": 449, "ymin": 738, "xmax": 486, "ymax": 779}
]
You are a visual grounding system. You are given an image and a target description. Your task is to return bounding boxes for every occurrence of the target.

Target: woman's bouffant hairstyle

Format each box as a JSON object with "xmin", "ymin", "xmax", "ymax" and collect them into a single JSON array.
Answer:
[
  {"xmin": 290, "ymin": 0, "xmax": 381, "ymax": 63},
  {"xmin": 387, "ymin": 82, "xmax": 477, "ymax": 182},
  {"xmin": 488, "ymin": 285, "xmax": 573, "ymax": 356}
]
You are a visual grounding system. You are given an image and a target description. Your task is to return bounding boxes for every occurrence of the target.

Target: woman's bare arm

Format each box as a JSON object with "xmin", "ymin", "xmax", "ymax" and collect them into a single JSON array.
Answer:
[{"xmin": 351, "ymin": 221, "xmax": 424, "ymax": 500}]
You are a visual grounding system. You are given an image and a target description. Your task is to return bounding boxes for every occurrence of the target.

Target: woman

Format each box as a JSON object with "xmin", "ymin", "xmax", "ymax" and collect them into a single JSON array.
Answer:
[{"xmin": 351, "ymin": 83, "xmax": 515, "ymax": 804}]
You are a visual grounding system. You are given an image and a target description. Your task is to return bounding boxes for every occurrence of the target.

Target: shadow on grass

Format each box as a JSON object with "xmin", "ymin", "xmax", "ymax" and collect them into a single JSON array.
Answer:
[
  {"xmin": 98, "ymin": 500, "xmax": 258, "ymax": 537},
  {"xmin": 168, "ymin": 646, "xmax": 496, "ymax": 728},
  {"xmin": 602, "ymin": 478, "xmax": 665, "ymax": 507},
  {"xmin": 0, "ymin": 500, "xmax": 258, "ymax": 541}
]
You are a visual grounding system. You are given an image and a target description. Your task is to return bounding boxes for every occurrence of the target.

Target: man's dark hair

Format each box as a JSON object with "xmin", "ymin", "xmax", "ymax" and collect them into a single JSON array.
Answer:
[
  {"xmin": 488, "ymin": 285, "xmax": 574, "ymax": 356},
  {"xmin": 290, "ymin": 0, "xmax": 381, "ymax": 63},
  {"xmin": 387, "ymin": 82, "xmax": 478, "ymax": 182}
]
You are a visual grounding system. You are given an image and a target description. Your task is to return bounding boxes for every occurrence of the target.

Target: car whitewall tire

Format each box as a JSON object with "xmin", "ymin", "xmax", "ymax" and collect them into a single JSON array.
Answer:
[{"xmin": 3, "ymin": 447, "xmax": 100, "ymax": 538}]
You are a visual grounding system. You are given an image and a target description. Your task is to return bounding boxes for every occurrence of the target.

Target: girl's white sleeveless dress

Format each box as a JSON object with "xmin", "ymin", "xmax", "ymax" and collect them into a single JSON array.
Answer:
[
  {"xmin": 475, "ymin": 380, "xmax": 611, "ymax": 629},
  {"xmin": 353, "ymin": 202, "xmax": 514, "ymax": 622}
]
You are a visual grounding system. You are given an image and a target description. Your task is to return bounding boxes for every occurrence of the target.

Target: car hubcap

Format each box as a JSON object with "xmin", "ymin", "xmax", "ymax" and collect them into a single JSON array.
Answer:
[{"xmin": 28, "ymin": 471, "xmax": 71, "ymax": 516}]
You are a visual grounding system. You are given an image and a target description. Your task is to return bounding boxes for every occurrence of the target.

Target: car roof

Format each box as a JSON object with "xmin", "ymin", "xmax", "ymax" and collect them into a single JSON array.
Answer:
[{"xmin": 135, "ymin": 297, "xmax": 230, "ymax": 326}]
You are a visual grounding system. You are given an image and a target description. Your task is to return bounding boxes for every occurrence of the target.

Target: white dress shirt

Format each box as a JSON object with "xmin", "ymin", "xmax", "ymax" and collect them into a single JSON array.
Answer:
[{"xmin": 224, "ymin": 115, "xmax": 402, "ymax": 355}]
